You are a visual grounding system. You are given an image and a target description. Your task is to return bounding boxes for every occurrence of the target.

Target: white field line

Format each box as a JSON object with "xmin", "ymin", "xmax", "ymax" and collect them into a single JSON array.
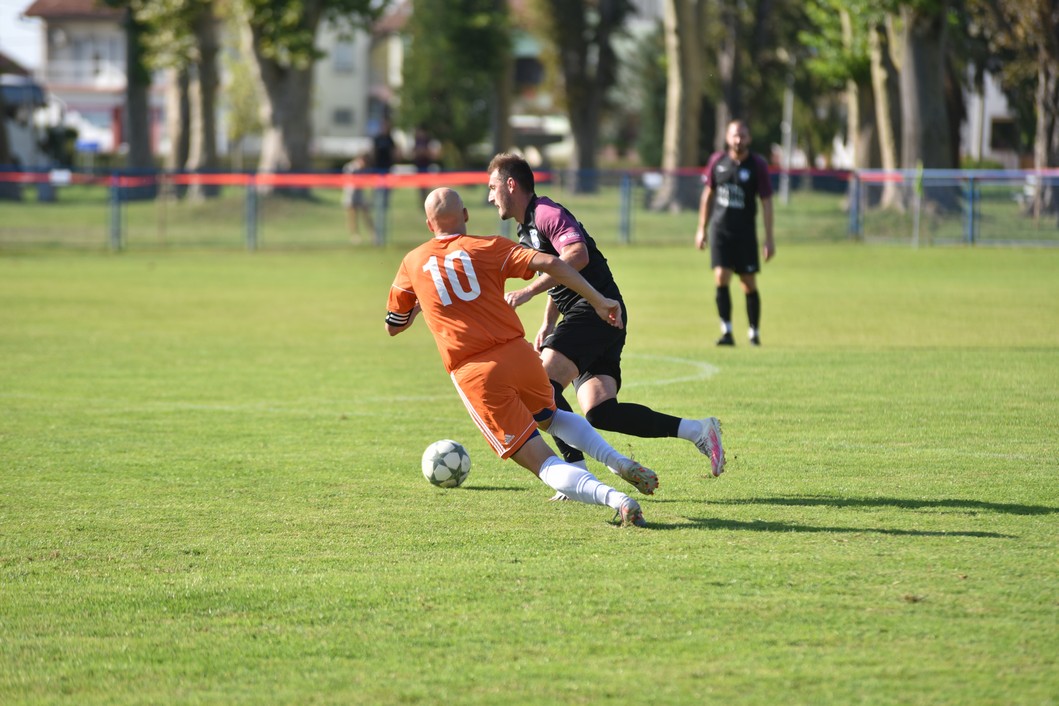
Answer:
[
  {"xmin": 620, "ymin": 353, "xmax": 721, "ymax": 388},
  {"xmin": 0, "ymin": 355, "xmax": 722, "ymax": 414}
]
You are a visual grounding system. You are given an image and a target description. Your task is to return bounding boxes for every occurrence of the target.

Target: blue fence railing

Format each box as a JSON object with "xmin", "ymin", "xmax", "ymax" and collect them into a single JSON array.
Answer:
[{"xmin": 1, "ymin": 166, "xmax": 1057, "ymax": 250}]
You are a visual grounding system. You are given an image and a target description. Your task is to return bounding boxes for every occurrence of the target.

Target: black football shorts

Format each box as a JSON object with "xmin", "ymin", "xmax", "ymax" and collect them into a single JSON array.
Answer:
[
  {"xmin": 542, "ymin": 299, "xmax": 627, "ymax": 391},
  {"xmin": 711, "ymin": 228, "xmax": 761, "ymax": 274}
]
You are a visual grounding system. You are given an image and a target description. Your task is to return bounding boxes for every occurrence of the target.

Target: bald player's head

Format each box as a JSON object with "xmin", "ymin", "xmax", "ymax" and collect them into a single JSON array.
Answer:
[{"xmin": 424, "ymin": 188, "xmax": 468, "ymax": 236}]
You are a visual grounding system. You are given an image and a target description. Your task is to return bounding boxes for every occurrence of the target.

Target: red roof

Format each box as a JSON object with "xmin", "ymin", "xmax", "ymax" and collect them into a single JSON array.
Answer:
[{"xmin": 22, "ymin": 0, "xmax": 124, "ymax": 20}]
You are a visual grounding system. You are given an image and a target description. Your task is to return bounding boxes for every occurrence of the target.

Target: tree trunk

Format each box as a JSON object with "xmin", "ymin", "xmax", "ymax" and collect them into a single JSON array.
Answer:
[
  {"xmin": 256, "ymin": 63, "xmax": 314, "ymax": 175},
  {"xmin": 841, "ymin": 10, "xmax": 877, "ymax": 170},
  {"xmin": 124, "ymin": 8, "xmax": 153, "ymax": 171},
  {"xmin": 492, "ymin": 52, "xmax": 513, "ymax": 156},
  {"xmin": 492, "ymin": 0, "xmax": 513, "ymax": 156},
  {"xmin": 900, "ymin": 4, "xmax": 952, "ymax": 171},
  {"xmin": 164, "ymin": 68, "xmax": 190, "ymax": 173},
  {"xmin": 869, "ymin": 19, "xmax": 901, "ymax": 209},
  {"xmin": 243, "ymin": 7, "xmax": 322, "ymax": 187},
  {"xmin": 901, "ymin": 3, "xmax": 959, "ymax": 215},
  {"xmin": 557, "ymin": 0, "xmax": 622, "ymax": 193},
  {"xmin": 566, "ymin": 96, "xmax": 601, "ymax": 193},
  {"xmin": 186, "ymin": 6, "xmax": 220, "ymax": 199},
  {"xmin": 713, "ymin": 0, "xmax": 741, "ymax": 151},
  {"xmin": 944, "ymin": 57, "xmax": 965, "ymax": 169},
  {"xmin": 651, "ymin": 0, "xmax": 705, "ymax": 212},
  {"xmin": 537, "ymin": 0, "xmax": 628, "ymax": 192},
  {"xmin": 1033, "ymin": 42, "xmax": 1059, "ymax": 221},
  {"xmin": 855, "ymin": 81, "xmax": 879, "ymax": 168}
]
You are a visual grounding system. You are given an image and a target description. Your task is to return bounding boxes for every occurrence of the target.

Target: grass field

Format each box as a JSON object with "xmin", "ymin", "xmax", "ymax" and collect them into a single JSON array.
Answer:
[{"xmin": 1, "ymin": 238, "xmax": 1057, "ymax": 704}]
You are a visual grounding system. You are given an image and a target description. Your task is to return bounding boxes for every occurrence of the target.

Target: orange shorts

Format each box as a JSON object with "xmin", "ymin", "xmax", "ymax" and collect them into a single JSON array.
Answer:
[{"xmin": 450, "ymin": 337, "xmax": 557, "ymax": 459}]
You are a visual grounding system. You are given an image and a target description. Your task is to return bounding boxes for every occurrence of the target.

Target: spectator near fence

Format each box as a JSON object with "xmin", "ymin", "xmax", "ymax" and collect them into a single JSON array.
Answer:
[
  {"xmin": 341, "ymin": 153, "xmax": 374, "ymax": 244},
  {"xmin": 371, "ymin": 117, "xmax": 397, "ymax": 244}
]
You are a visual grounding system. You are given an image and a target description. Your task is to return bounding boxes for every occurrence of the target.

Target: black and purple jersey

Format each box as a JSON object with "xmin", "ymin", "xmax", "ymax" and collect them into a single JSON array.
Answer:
[
  {"xmin": 517, "ymin": 195, "xmax": 620, "ymax": 315},
  {"xmin": 702, "ymin": 151, "xmax": 773, "ymax": 238}
]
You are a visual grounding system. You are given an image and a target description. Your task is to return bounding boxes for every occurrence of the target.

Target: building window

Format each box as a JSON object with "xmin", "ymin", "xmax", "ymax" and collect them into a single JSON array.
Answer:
[
  {"xmin": 333, "ymin": 41, "xmax": 355, "ymax": 73},
  {"xmin": 333, "ymin": 108, "xmax": 354, "ymax": 126}
]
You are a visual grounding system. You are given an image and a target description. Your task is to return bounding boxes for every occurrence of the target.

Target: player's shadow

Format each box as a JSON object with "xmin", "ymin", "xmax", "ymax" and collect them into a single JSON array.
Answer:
[
  {"xmin": 711, "ymin": 495, "xmax": 1057, "ymax": 516},
  {"xmin": 656, "ymin": 517, "xmax": 1014, "ymax": 538}
]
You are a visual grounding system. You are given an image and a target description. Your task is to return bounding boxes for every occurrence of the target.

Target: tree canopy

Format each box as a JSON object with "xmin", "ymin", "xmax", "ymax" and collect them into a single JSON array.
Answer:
[{"xmin": 398, "ymin": 0, "xmax": 511, "ymax": 168}]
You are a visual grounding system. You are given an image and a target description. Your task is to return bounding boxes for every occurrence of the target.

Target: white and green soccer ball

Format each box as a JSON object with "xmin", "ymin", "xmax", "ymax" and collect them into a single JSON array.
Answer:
[{"xmin": 421, "ymin": 439, "xmax": 471, "ymax": 488}]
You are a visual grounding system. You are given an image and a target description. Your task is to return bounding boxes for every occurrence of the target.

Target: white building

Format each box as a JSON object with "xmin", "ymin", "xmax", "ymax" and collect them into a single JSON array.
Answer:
[
  {"xmin": 962, "ymin": 69, "xmax": 1022, "ymax": 169},
  {"xmin": 311, "ymin": 21, "xmax": 376, "ymax": 162},
  {"xmin": 22, "ymin": 0, "xmax": 168, "ymax": 157}
]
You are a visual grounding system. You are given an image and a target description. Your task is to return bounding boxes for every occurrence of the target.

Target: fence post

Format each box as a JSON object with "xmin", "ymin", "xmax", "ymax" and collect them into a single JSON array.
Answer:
[
  {"xmin": 108, "ymin": 172, "xmax": 122, "ymax": 251},
  {"xmin": 245, "ymin": 175, "xmax": 258, "ymax": 251},
  {"xmin": 912, "ymin": 164, "xmax": 923, "ymax": 248},
  {"xmin": 619, "ymin": 172, "xmax": 632, "ymax": 244},
  {"xmin": 964, "ymin": 175, "xmax": 976, "ymax": 245},
  {"xmin": 847, "ymin": 171, "xmax": 861, "ymax": 239},
  {"xmin": 373, "ymin": 175, "xmax": 389, "ymax": 246}
]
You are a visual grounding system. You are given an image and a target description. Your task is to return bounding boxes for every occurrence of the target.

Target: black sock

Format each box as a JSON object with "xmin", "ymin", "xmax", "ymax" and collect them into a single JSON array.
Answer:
[
  {"xmin": 549, "ymin": 379, "xmax": 584, "ymax": 463},
  {"xmin": 586, "ymin": 398, "xmax": 680, "ymax": 438},
  {"xmin": 716, "ymin": 286, "xmax": 732, "ymax": 324},
  {"xmin": 746, "ymin": 290, "xmax": 761, "ymax": 330}
]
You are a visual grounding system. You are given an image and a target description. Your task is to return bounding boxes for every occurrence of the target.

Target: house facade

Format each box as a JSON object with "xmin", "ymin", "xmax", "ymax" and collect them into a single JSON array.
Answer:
[
  {"xmin": 310, "ymin": 21, "xmax": 376, "ymax": 163},
  {"xmin": 22, "ymin": 0, "xmax": 169, "ymax": 157}
]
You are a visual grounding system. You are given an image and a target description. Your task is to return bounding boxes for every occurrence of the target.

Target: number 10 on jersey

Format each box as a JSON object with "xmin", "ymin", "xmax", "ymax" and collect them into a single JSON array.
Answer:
[{"xmin": 423, "ymin": 251, "xmax": 481, "ymax": 305}]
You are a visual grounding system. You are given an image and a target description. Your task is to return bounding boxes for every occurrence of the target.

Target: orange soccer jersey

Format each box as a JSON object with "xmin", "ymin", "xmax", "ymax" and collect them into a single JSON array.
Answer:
[
  {"xmin": 388, "ymin": 234, "xmax": 538, "ymax": 372},
  {"xmin": 387, "ymin": 234, "xmax": 557, "ymax": 458}
]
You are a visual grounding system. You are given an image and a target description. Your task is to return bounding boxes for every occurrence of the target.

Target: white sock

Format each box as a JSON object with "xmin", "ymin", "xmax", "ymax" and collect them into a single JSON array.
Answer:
[
  {"xmin": 547, "ymin": 409, "xmax": 628, "ymax": 471},
  {"xmin": 538, "ymin": 457, "xmax": 626, "ymax": 510},
  {"xmin": 720, "ymin": 321, "xmax": 732, "ymax": 334},
  {"xmin": 676, "ymin": 418, "xmax": 701, "ymax": 442}
]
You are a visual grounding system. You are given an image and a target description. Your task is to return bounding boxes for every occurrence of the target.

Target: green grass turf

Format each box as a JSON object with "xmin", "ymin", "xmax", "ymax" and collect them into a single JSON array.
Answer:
[{"xmin": 1, "ymin": 243, "xmax": 1057, "ymax": 705}]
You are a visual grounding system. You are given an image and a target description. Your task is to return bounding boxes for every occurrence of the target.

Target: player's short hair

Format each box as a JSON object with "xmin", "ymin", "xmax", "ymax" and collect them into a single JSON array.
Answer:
[{"xmin": 487, "ymin": 153, "xmax": 535, "ymax": 193}]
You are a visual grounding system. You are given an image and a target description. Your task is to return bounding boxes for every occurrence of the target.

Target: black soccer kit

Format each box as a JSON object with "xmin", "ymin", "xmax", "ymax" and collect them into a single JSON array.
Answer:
[
  {"xmin": 703, "ymin": 151, "xmax": 773, "ymax": 274},
  {"xmin": 517, "ymin": 195, "xmax": 627, "ymax": 390}
]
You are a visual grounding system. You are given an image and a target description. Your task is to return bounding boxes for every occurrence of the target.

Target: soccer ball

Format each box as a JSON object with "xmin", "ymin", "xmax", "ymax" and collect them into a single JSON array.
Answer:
[{"xmin": 421, "ymin": 439, "xmax": 471, "ymax": 488}]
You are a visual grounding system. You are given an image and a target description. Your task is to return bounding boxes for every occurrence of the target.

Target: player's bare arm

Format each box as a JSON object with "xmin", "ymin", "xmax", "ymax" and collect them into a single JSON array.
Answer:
[
  {"xmin": 761, "ymin": 196, "xmax": 776, "ymax": 261},
  {"xmin": 505, "ymin": 241, "xmax": 590, "ymax": 308},
  {"xmin": 530, "ymin": 251, "xmax": 623, "ymax": 329},
  {"xmin": 384, "ymin": 302, "xmax": 421, "ymax": 336},
  {"xmin": 534, "ymin": 297, "xmax": 560, "ymax": 351},
  {"xmin": 695, "ymin": 185, "xmax": 713, "ymax": 250}
]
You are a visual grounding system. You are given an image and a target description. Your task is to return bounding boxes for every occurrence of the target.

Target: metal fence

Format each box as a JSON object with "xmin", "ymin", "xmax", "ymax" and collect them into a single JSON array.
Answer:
[
  {"xmin": 1, "ymin": 167, "xmax": 1056, "ymax": 251},
  {"xmin": 851, "ymin": 169, "xmax": 1059, "ymax": 247}
]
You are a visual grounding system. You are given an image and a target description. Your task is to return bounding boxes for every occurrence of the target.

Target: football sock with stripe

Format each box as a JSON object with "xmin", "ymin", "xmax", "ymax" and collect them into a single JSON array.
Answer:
[
  {"xmin": 716, "ymin": 285, "xmax": 732, "ymax": 331},
  {"xmin": 546, "ymin": 409, "xmax": 628, "ymax": 471},
  {"xmin": 538, "ymin": 456, "xmax": 625, "ymax": 510},
  {"xmin": 548, "ymin": 380, "xmax": 586, "ymax": 464}
]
